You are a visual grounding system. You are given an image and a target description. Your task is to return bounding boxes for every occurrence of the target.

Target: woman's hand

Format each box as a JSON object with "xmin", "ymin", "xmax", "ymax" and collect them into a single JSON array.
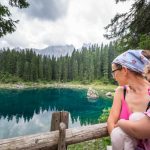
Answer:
[{"xmin": 115, "ymin": 119, "xmax": 125, "ymax": 128}]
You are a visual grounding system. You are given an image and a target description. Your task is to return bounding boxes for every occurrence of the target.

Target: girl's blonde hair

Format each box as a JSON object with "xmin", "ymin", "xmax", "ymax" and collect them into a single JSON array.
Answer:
[{"xmin": 142, "ymin": 50, "xmax": 150, "ymax": 81}]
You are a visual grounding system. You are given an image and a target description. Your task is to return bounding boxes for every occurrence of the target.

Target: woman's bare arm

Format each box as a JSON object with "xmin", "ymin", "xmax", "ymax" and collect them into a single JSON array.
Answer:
[
  {"xmin": 118, "ymin": 116, "xmax": 150, "ymax": 139},
  {"xmin": 107, "ymin": 86, "xmax": 123, "ymax": 134}
]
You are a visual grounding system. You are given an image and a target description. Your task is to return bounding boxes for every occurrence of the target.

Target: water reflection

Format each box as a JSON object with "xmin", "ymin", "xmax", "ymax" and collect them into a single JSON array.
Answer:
[{"xmin": 0, "ymin": 88, "xmax": 112, "ymax": 139}]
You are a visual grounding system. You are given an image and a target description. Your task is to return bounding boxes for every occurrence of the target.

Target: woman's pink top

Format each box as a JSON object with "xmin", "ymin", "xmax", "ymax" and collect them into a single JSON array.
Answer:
[{"xmin": 119, "ymin": 95, "xmax": 132, "ymax": 120}]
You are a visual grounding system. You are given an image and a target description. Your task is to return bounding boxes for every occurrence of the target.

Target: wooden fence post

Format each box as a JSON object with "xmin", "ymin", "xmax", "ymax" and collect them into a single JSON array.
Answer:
[
  {"xmin": 58, "ymin": 122, "xmax": 66, "ymax": 150},
  {"xmin": 51, "ymin": 112, "xmax": 61, "ymax": 131},
  {"xmin": 51, "ymin": 111, "xmax": 69, "ymax": 131},
  {"xmin": 50, "ymin": 111, "xmax": 69, "ymax": 150},
  {"xmin": 60, "ymin": 111, "xmax": 69, "ymax": 129}
]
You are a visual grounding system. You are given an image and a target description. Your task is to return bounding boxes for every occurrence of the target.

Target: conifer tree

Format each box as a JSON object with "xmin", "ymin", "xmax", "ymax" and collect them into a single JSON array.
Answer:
[
  {"xmin": 38, "ymin": 55, "xmax": 43, "ymax": 80},
  {"xmin": 0, "ymin": 0, "xmax": 29, "ymax": 37},
  {"xmin": 104, "ymin": 0, "xmax": 150, "ymax": 48}
]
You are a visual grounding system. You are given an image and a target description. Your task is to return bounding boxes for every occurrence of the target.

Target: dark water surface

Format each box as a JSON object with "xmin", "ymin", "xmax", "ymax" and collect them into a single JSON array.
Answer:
[{"xmin": 0, "ymin": 88, "xmax": 112, "ymax": 139}]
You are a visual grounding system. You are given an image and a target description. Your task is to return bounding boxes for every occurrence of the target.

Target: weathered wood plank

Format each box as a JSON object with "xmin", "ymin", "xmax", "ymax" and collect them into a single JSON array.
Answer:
[{"xmin": 0, "ymin": 123, "xmax": 108, "ymax": 150}]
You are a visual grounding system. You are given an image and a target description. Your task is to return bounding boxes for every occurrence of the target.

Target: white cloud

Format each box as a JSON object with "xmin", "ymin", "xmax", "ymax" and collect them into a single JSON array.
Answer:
[{"xmin": 0, "ymin": 0, "xmax": 133, "ymax": 49}]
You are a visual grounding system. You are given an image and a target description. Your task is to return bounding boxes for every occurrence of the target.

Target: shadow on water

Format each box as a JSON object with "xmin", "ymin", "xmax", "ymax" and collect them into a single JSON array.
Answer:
[{"xmin": 0, "ymin": 88, "xmax": 112, "ymax": 139}]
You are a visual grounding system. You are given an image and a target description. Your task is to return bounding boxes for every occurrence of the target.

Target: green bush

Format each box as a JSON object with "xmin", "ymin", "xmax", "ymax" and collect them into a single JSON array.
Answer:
[
  {"xmin": 100, "ymin": 77, "xmax": 109, "ymax": 84},
  {"xmin": 81, "ymin": 80, "xmax": 90, "ymax": 85},
  {"xmin": 0, "ymin": 72, "xmax": 22, "ymax": 83},
  {"xmin": 138, "ymin": 34, "xmax": 150, "ymax": 49},
  {"xmin": 99, "ymin": 108, "xmax": 111, "ymax": 149},
  {"xmin": 99, "ymin": 108, "xmax": 111, "ymax": 123}
]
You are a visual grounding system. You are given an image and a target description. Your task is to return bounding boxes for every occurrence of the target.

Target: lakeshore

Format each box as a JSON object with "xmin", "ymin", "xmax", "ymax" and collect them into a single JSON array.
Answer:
[{"xmin": 0, "ymin": 82, "xmax": 117, "ymax": 92}]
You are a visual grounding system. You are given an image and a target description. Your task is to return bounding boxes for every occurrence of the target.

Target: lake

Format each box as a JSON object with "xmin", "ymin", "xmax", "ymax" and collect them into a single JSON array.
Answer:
[{"xmin": 0, "ymin": 88, "xmax": 112, "ymax": 139}]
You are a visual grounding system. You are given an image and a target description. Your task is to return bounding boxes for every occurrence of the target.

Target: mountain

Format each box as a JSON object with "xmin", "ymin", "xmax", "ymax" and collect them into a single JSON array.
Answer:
[
  {"xmin": 34, "ymin": 45, "xmax": 75, "ymax": 58},
  {"xmin": 0, "ymin": 44, "xmax": 76, "ymax": 58}
]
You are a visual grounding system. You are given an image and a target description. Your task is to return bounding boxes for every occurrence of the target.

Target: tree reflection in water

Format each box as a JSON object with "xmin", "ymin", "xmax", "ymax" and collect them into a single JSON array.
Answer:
[{"xmin": 0, "ymin": 88, "xmax": 112, "ymax": 139}]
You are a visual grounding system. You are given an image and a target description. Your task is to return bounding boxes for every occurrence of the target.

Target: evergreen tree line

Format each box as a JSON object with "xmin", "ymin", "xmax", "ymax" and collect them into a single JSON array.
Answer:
[{"xmin": 0, "ymin": 42, "xmax": 119, "ymax": 83}]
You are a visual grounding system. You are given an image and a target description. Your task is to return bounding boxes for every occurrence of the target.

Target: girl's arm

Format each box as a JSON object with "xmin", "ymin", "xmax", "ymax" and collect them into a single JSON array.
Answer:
[
  {"xmin": 107, "ymin": 86, "xmax": 122, "ymax": 134},
  {"xmin": 118, "ymin": 116, "xmax": 150, "ymax": 139}
]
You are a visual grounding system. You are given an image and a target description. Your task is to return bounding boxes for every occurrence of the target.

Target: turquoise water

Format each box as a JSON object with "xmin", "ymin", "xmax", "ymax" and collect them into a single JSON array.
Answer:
[{"xmin": 0, "ymin": 88, "xmax": 112, "ymax": 139}]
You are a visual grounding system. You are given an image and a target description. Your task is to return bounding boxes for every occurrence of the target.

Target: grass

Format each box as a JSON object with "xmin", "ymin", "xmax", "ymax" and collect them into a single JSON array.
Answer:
[{"xmin": 68, "ymin": 138, "xmax": 109, "ymax": 150}]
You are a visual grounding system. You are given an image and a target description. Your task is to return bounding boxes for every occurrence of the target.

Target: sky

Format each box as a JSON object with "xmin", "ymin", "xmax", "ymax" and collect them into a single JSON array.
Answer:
[{"xmin": 0, "ymin": 0, "xmax": 133, "ymax": 49}]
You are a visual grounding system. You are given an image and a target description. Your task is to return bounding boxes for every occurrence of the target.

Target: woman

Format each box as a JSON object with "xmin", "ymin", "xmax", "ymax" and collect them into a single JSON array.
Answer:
[
  {"xmin": 117, "ymin": 63, "xmax": 150, "ymax": 150},
  {"xmin": 107, "ymin": 50, "xmax": 150, "ymax": 150}
]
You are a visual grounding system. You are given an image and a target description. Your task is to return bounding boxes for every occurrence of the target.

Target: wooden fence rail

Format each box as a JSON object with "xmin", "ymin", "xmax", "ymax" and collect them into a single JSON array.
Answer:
[{"xmin": 0, "ymin": 111, "xmax": 109, "ymax": 150}]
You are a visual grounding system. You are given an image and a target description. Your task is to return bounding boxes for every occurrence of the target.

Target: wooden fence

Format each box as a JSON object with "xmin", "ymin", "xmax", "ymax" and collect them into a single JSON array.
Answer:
[{"xmin": 0, "ymin": 111, "xmax": 109, "ymax": 150}]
